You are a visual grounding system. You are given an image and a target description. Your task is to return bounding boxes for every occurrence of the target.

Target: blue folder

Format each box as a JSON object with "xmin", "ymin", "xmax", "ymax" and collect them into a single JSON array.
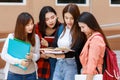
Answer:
[{"xmin": 7, "ymin": 38, "xmax": 31, "ymax": 70}]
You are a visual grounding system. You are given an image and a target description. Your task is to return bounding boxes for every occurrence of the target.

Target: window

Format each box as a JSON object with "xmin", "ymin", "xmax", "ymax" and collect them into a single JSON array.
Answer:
[
  {"xmin": 111, "ymin": 0, "xmax": 120, "ymax": 4},
  {"xmin": 0, "ymin": 0, "xmax": 26, "ymax": 5},
  {"xmin": 110, "ymin": 0, "xmax": 120, "ymax": 6},
  {"xmin": 56, "ymin": 0, "xmax": 89, "ymax": 6}
]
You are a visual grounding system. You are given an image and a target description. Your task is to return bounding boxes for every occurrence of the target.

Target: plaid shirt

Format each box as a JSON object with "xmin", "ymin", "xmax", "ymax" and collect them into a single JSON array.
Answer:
[
  {"xmin": 35, "ymin": 24, "xmax": 54, "ymax": 79},
  {"xmin": 36, "ymin": 58, "xmax": 50, "ymax": 79},
  {"xmin": 35, "ymin": 24, "xmax": 56, "ymax": 79},
  {"xmin": 35, "ymin": 22, "xmax": 61, "ymax": 79}
]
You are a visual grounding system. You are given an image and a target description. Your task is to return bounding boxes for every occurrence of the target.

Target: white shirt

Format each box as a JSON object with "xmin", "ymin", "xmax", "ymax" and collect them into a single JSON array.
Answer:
[{"xmin": 57, "ymin": 26, "xmax": 72, "ymax": 49}]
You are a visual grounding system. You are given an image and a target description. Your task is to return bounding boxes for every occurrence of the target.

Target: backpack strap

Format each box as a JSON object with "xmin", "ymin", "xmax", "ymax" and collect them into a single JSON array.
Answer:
[
  {"xmin": 96, "ymin": 67, "xmax": 100, "ymax": 74},
  {"xmin": 57, "ymin": 24, "xmax": 64, "ymax": 37}
]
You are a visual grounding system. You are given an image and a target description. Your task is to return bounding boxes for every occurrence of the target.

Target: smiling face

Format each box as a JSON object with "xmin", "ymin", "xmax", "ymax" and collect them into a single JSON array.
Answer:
[
  {"xmin": 25, "ymin": 19, "xmax": 34, "ymax": 34},
  {"xmin": 64, "ymin": 12, "xmax": 74, "ymax": 29},
  {"xmin": 45, "ymin": 12, "xmax": 57, "ymax": 29},
  {"xmin": 78, "ymin": 22, "xmax": 93, "ymax": 36}
]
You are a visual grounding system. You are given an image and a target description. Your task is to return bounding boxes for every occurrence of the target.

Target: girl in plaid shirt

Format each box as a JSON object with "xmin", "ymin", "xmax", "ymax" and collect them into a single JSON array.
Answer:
[{"xmin": 35, "ymin": 6, "xmax": 62, "ymax": 80}]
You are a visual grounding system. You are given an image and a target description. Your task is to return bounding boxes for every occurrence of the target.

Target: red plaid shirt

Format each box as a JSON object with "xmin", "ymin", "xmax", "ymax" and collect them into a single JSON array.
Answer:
[
  {"xmin": 35, "ymin": 24, "xmax": 51, "ymax": 79},
  {"xmin": 35, "ymin": 22, "xmax": 60, "ymax": 79},
  {"xmin": 36, "ymin": 58, "xmax": 50, "ymax": 79}
]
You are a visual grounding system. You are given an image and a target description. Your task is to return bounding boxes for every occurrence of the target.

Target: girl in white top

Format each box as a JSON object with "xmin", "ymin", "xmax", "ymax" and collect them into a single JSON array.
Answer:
[
  {"xmin": 45, "ymin": 3, "xmax": 86, "ymax": 80},
  {"xmin": 1, "ymin": 12, "xmax": 40, "ymax": 80}
]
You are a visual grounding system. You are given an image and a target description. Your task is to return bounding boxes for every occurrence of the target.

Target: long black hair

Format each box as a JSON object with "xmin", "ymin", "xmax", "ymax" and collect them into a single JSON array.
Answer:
[
  {"xmin": 78, "ymin": 12, "xmax": 110, "ymax": 49},
  {"xmin": 38, "ymin": 6, "xmax": 60, "ymax": 36}
]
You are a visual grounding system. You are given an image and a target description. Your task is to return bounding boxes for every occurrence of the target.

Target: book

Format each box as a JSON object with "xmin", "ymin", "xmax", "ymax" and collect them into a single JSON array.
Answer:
[
  {"xmin": 7, "ymin": 38, "xmax": 31, "ymax": 70},
  {"xmin": 40, "ymin": 47, "xmax": 74, "ymax": 54},
  {"xmin": 75, "ymin": 74, "xmax": 103, "ymax": 80}
]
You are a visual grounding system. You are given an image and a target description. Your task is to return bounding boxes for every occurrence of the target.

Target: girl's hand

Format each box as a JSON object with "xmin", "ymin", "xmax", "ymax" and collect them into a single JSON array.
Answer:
[
  {"xmin": 40, "ymin": 51, "xmax": 49, "ymax": 59},
  {"xmin": 41, "ymin": 38, "xmax": 48, "ymax": 47},
  {"xmin": 26, "ymin": 53, "xmax": 33, "ymax": 60},
  {"xmin": 41, "ymin": 53, "xmax": 49, "ymax": 59},
  {"xmin": 45, "ymin": 54, "xmax": 56, "ymax": 58},
  {"xmin": 21, "ymin": 59, "xmax": 29, "ymax": 67}
]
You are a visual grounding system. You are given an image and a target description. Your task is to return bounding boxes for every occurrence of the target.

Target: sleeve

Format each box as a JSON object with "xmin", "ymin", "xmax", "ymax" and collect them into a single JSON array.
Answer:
[
  {"xmin": 86, "ymin": 36, "xmax": 105, "ymax": 74},
  {"xmin": 64, "ymin": 42, "xmax": 81, "ymax": 58},
  {"xmin": 1, "ymin": 34, "xmax": 22, "ymax": 64},
  {"xmin": 32, "ymin": 34, "xmax": 40, "ymax": 61},
  {"xmin": 65, "ymin": 35, "xmax": 86, "ymax": 58},
  {"xmin": 64, "ymin": 51, "xmax": 75, "ymax": 58}
]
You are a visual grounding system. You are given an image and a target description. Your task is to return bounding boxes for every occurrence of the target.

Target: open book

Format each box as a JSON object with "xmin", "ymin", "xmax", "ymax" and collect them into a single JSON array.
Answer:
[
  {"xmin": 7, "ymin": 38, "xmax": 31, "ymax": 70},
  {"xmin": 40, "ymin": 47, "xmax": 74, "ymax": 54}
]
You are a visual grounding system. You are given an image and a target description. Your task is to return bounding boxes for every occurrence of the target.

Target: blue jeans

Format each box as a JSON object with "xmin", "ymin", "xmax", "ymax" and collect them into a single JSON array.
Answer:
[
  {"xmin": 48, "ymin": 58, "xmax": 57, "ymax": 80},
  {"xmin": 7, "ymin": 71, "xmax": 37, "ymax": 80},
  {"xmin": 53, "ymin": 58, "xmax": 77, "ymax": 80}
]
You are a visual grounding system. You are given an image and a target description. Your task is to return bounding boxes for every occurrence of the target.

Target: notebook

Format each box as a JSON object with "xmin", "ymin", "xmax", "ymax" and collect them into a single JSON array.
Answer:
[{"xmin": 7, "ymin": 38, "xmax": 31, "ymax": 70}]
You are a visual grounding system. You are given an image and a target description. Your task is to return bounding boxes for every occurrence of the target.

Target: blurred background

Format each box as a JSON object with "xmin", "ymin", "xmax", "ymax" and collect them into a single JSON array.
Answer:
[{"xmin": 0, "ymin": 0, "xmax": 120, "ymax": 79}]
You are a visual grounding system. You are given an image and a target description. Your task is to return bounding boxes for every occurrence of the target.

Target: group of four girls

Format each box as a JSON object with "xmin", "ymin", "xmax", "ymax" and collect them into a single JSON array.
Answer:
[{"xmin": 1, "ymin": 3, "xmax": 109, "ymax": 80}]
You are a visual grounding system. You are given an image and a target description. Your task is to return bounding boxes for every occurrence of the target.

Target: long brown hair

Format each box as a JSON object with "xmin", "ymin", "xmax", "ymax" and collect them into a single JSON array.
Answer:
[
  {"xmin": 14, "ymin": 12, "xmax": 35, "ymax": 46},
  {"xmin": 62, "ymin": 3, "xmax": 85, "ymax": 47}
]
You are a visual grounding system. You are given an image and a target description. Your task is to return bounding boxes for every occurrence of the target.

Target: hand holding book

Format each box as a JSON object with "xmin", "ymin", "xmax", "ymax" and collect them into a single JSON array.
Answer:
[
  {"xmin": 40, "ymin": 47, "xmax": 74, "ymax": 54},
  {"xmin": 21, "ymin": 59, "xmax": 30, "ymax": 68},
  {"xmin": 26, "ymin": 53, "xmax": 33, "ymax": 60},
  {"xmin": 15, "ymin": 59, "xmax": 31, "ymax": 70},
  {"xmin": 40, "ymin": 47, "xmax": 74, "ymax": 59},
  {"xmin": 45, "ymin": 53, "xmax": 56, "ymax": 58}
]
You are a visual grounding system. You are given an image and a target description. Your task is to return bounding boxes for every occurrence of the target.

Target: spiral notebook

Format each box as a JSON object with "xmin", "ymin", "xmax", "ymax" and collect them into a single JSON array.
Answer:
[{"xmin": 7, "ymin": 38, "xmax": 31, "ymax": 70}]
